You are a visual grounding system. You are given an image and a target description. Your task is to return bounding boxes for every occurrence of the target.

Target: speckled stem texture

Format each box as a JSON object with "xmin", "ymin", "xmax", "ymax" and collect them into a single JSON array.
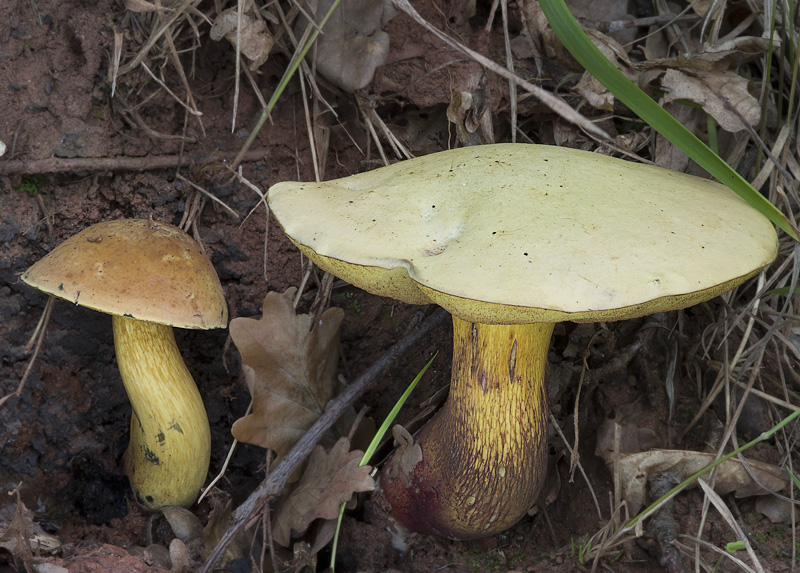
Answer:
[
  {"xmin": 113, "ymin": 315, "xmax": 211, "ymax": 510},
  {"xmin": 381, "ymin": 316, "xmax": 553, "ymax": 539}
]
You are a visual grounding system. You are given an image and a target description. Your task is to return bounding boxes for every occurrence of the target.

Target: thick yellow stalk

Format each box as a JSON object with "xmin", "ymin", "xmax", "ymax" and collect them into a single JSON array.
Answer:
[
  {"xmin": 113, "ymin": 315, "xmax": 211, "ymax": 510},
  {"xmin": 381, "ymin": 316, "xmax": 553, "ymax": 539}
]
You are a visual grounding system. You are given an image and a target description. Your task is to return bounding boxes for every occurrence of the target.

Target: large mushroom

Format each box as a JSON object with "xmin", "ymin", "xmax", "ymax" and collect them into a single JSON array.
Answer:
[
  {"xmin": 22, "ymin": 218, "xmax": 227, "ymax": 510},
  {"xmin": 266, "ymin": 143, "xmax": 778, "ymax": 540}
]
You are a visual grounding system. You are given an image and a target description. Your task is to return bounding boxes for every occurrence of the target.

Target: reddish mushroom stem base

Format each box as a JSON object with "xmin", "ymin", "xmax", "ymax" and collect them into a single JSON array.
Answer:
[
  {"xmin": 380, "ymin": 316, "xmax": 553, "ymax": 540},
  {"xmin": 113, "ymin": 315, "xmax": 211, "ymax": 510}
]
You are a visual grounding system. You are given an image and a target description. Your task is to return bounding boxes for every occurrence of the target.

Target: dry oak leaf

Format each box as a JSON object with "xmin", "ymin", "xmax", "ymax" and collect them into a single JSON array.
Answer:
[
  {"xmin": 614, "ymin": 449, "xmax": 787, "ymax": 514},
  {"xmin": 230, "ymin": 288, "xmax": 345, "ymax": 463},
  {"xmin": 661, "ymin": 68, "xmax": 760, "ymax": 132},
  {"xmin": 272, "ymin": 437, "xmax": 375, "ymax": 547},
  {"xmin": 298, "ymin": 0, "xmax": 393, "ymax": 92},
  {"xmin": 573, "ymin": 26, "xmax": 765, "ymax": 130},
  {"xmin": 0, "ymin": 492, "xmax": 60, "ymax": 571},
  {"xmin": 595, "ymin": 419, "xmax": 787, "ymax": 514}
]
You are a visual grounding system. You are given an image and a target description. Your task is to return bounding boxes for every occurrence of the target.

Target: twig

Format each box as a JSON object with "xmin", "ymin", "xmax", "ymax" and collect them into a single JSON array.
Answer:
[
  {"xmin": 199, "ymin": 308, "xmax": 448, "ymax": 572},
  {"xmin": 0, "ymin": 149, "xmax": 268, "ymax": 175},
  {"xmin": 549, "ymin": 412, "xmax": 603, "ymax": 520}
]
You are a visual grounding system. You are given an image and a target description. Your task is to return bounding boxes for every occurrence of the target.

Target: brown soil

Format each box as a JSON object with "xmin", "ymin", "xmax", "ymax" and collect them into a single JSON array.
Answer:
[{"xmin": 1, "ymin": 1, "xmax": 795, "ymax": 572}]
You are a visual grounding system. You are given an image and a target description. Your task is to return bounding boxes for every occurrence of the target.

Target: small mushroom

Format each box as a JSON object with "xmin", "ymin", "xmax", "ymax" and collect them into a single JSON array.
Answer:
[
  {"xmin": 266, "ymin": 143, "xmax": 778, "ymax": 540},
  {"xmin": 22, "ymin": 219, "xmax": 227, "ymax": 510}
]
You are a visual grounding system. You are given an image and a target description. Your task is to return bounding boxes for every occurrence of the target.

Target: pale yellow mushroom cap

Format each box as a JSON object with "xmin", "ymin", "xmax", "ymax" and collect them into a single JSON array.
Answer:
[
  {"xmin": 22, "ymin": 219, "xmax": 228, "ymax": 329},
  {"xmin": 268, "ymin": 144, "xmax": 778, "ymax": 325}
]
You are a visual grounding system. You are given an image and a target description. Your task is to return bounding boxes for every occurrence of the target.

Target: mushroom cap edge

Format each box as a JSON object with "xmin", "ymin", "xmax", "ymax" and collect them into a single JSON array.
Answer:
[{"xmin": 269, "ymin": 144, "xmax": 779, "ymax": 324}]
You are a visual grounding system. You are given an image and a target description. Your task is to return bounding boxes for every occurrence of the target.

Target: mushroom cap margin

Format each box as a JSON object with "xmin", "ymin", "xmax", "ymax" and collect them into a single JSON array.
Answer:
[{"xmin": 270, "ymin": 144, "xmax": 778, "ymax": 324}]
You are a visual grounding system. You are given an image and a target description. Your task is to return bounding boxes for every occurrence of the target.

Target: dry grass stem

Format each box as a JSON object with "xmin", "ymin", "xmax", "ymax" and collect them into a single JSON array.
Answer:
[
  {"xmin": 697, "ymin": 479, "xmax": 764, "ymax": 573},
  {"xmin": 225, "ymin": 166, "xmax": 270, "ymax": 284},
  {"xmin": 390, "ymin": 0, "xmax": 609, "ymax": 139},
  {"xmin": 198, "ymin": 401, "xmax": 253, "ymax": 505},
  {"xmin": 174, "ymin": 173, "xmax": 239, "ymax": 219},
  {"xmin": 356, "ymin": 93, "xmax": 412, "ymax": 162},
  {"xmin": 0, "ymin": 297, "xmax": 54, "ymax": 409},
  {"xmin": 549, "ymin": 413, "xmax": 602, "ymax": 521},
  {"xmin": 675, "ymin": 536, "xmax": 754, "ymax": 572},
  {"xmin": 499, "ymin": 0, "xmax": 517, "ymax": 143}
]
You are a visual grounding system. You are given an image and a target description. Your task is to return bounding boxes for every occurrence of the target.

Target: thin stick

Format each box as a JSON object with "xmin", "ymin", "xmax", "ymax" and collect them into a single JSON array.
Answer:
[
  {"xmin": 0, "ymin": 149, "xmax": 268, "ymax": 175},
  {"xmin": 174, "ymin": 173, "xmax": 240, "ymax": 219},
  {"xmin": 199, "ymin": 308, "xmax": 448, "ymax": 572}
]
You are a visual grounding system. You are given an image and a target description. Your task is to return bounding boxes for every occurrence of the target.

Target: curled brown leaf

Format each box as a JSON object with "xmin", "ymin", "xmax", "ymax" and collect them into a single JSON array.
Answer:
[{"xmin": 230, "ymin": 288, "xmax": 345, "ymax": 462}]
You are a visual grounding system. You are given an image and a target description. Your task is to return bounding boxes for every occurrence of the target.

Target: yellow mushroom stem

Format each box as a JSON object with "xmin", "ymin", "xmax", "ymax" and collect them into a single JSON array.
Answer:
[
  {"xmin": 380, "ymin": 316, "xmax": 554, "ymax": 539},
  {"xmin": 113, "ymin": 315, "xmax": 211, "ymax": 510}
]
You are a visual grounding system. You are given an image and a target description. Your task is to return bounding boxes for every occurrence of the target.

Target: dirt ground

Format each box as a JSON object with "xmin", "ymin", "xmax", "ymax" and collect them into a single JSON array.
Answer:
[{"xmin": 1, "ymin": 0, "xmax": 798, "ymax": 572}]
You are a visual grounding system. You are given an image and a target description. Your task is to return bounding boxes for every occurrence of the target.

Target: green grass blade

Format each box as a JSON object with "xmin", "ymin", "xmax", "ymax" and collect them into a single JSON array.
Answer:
[
  {"xmin": 538, "ymin": 0, "xmax": 798, "ymax": 240},
  {"xmin": 765, "ymin": 286, "xmax": 800, "ymax": 296},
  {"xmin": 626, "ymin": 405, "xmax": 800, "ymax": 532},
  {"xmin": 330, "ymin": 352, "xmax": 438, "ymax": 571},
  {"xmin": 727, "ymin": 540, "xmax": 746, "ymax": 553},
  {"xmin": 232, "ymin": 0, "xmax": 342, "ymax": 168},
  {"xmin": 358, "ymin": 352, "xmax": 438, "ymax": 466}
]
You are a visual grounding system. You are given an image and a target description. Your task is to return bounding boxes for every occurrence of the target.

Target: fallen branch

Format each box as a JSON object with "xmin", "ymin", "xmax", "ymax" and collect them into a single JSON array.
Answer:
[
  {"xmin": 0, "ymin": 149, "xmax": 268, "ymax": 175},
  {"xmin": 199, "ymin": 308, "xmax": 448, "ymax": 572}
]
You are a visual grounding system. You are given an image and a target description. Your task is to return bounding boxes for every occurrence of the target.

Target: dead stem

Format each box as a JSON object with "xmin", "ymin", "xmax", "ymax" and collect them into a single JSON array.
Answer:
[
  {"xmin": 0, "ymin": 149, "xmax": 269, "ymax": 175},
  {"xmin": 549, "ymin": 412, "xmax": 603, "ymax": 521}
]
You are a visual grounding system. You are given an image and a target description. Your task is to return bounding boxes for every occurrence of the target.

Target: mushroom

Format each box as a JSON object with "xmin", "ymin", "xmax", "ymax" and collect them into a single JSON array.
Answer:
[
  {"xmin": 266, "ymin": 143, "xmax": 778, "ymax": 539},
  {"xmin": 22, "ymin": 218, "xmax": 227, "ymax": 510}
]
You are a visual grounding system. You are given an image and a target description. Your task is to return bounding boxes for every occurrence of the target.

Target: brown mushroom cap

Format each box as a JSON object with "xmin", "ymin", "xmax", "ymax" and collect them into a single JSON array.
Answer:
[
  {"xmin": 268, "ymin": 144, "xmax": 778, "ymax": 324},
  {"xmin": 22, "ymin": 219, "xmax": 227, "ymax": 329}
]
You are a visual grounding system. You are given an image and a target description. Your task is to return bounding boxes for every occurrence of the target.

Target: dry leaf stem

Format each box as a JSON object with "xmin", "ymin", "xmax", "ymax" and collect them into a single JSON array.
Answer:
[{"xmin": 200, "ymin": 308, "xmax": 448, "ymax": 572}]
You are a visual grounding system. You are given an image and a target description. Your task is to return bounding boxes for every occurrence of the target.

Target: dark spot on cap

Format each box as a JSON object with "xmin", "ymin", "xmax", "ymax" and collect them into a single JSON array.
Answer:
[{"xmin": 143, "ymin": 447, "xmax": 161, "ymax": 465}]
